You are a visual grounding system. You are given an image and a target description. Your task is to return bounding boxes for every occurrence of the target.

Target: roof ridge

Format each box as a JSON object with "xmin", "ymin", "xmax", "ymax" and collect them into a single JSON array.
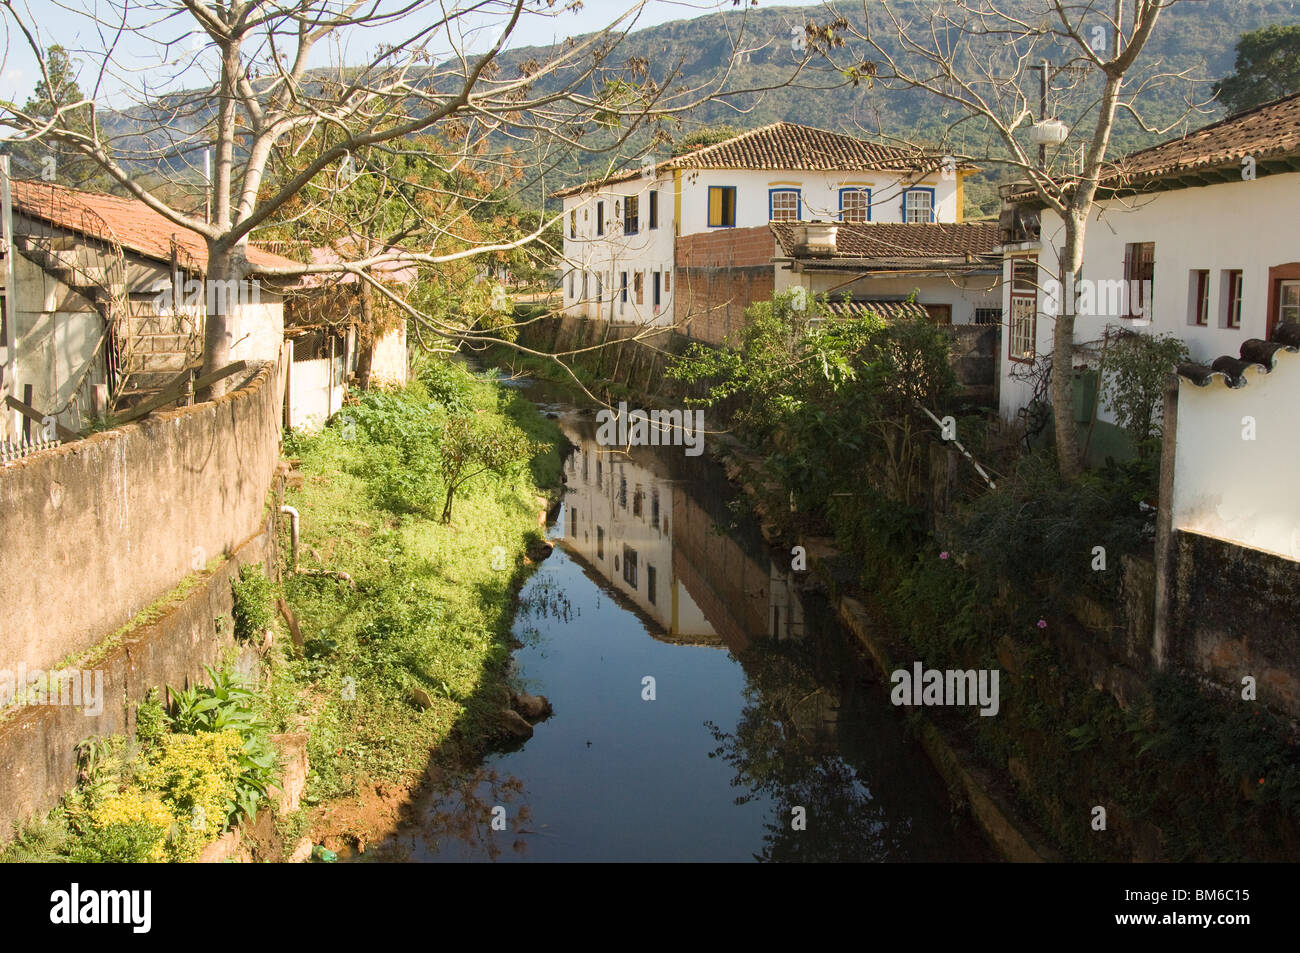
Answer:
[{"xmin": 1119, "ymin": 90, "xmax": 1300, "ymax": 163}]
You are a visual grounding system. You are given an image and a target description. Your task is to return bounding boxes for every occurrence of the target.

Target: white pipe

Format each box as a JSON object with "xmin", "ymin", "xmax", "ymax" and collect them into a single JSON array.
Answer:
[{"xmin": 280, "ymin": 504, "xmax": 299, "ymax": 571}]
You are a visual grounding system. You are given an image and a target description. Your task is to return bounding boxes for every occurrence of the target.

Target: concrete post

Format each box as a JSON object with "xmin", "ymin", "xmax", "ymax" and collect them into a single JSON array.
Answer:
[{"xmin": 1151, "ymin": 373, "xmax": 1180, "ymax": 671}]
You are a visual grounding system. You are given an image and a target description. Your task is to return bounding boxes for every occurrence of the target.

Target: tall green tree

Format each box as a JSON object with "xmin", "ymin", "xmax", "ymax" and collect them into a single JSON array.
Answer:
[
  {"xmin": 10, "ymin": 46, "xmax": 117, "ymax": 191},
  {"xmin": 1214, "ymin": 25, "xmax": 1300, "ymax": 115}
]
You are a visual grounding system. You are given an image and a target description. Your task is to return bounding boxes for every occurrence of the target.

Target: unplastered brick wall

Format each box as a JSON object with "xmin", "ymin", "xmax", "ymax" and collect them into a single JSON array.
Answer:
[
  {"xmin": 0, "ymin": 360, "xmax": 287, "ymax": 676},
  {"xmin": 674, "ymin": 226, "xmax": 776, "ymax": 347}
]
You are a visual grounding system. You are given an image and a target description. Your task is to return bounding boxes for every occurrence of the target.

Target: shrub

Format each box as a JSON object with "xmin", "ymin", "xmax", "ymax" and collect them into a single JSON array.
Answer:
[
  {"xmin": 70, "ymin": 789, "xmax": 173, "ymax": 863},
  {"xmin": 138, "ymin": 731, "xmax": 244, "ymax": 861},
  {"xmin": 231, "ymin": 563, "xmax": 272, "ymax": 642}
]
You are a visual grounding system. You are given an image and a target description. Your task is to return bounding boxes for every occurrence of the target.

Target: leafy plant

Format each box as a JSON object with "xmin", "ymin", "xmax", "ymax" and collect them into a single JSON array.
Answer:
[
  {"xmin": 231, "ymin": 563, "xmax": 273, "ymax": 642},
  {"xmin": 1100, "ymin": 327, "xmax": 1190, "ymax": 452}
]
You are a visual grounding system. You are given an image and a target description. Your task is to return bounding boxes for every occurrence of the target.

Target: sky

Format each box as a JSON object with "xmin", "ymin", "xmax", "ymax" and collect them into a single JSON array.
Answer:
[{"xmin": 0, "ymin": 0, "xmax": 831, "ymax": 107}]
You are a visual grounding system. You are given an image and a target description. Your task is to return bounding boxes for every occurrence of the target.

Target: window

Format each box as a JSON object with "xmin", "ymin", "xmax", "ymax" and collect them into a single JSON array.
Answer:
[
  {"xmin": 619, "ymin": 474, "xmax": 627, "ymax": 509},
  {"xmin": 620, "ymin": 271, "xmax": 628, "ymax": 304},
  {"xmin": 649, "ymin": 190, "xmax": 659, "ymax": 229},
  {"xmin": 1009, "ymin": 258, "xmax": 1038, "ymax": 363},
  {"xmin": 568, "ymin": 506, "xmax": 576, "ymax": 537},
  {"xmin": 646, "ymin": 565, "xmax": 657, "ymax": 605},
  {"xmin": 634, "ymin": 271, "xmax": 644, "ymax": 305},
  {"xmin": 1123, "ymin": 242, "xmax": 1155, "ymax": 320},
  {"xmin": 708, "ymin": 186, "xmax": 736, "ymax": 227},
  {"xmin": 1192, "ymin": 270, "xmax": 1210, "ymax": 326},
  {"xmin": 903, "ymin": 188, "xmax": 935, "ymax": 223},
  {"xmin": 622, "ymin": 545, "xmax": 638, "ymax": 587},
  {"xmin": 769, "ymin": 188, "xmax": 800, "ymax": 222},
  {"xmin": 839, "ymin": 188, "xmax": 870, "ymax": 223},
  {"xmin": 653, "ymin": 272, "xmax": 661, "ymax": 308},
  {"xmin": 664, "ymin": 271, "xmax": 671, "ymax": 294},
  {"xmin": 1280, "ymin": 280, "xmax": 1300, "ymax": 325},
  {"xmin": 596, "ymin": 459, "xmax": 602, "ymax": 488},
  {"xmin": 651, "ymin": 488, "xmax": 660, "ymax": 525},
  {"xmin": 567, "ymin": 272, "xmax": 574, "ymax": 299},
  {"xmin": 569, "ymin": 208, "xmax": 576, "ymax": 238},
  {"xmin": 974, "ymin": 308, "xmax": 1002, "ymax": 326},
  {"xmin": 597, "ymin": 526, "xmax": 604, "ymax": 559},
  {"xmin": 1224, "ymin": 270, "xmax": 1244, "ymax": 329},
  {"xmin": 581, "ymin": 271, "xmax": 588, "ymax": 301},
  {"xmin": 596, "ymin": 201, "xmax": 604, "ymax": 236},
  {"xmin": 624, "ymin": 194, "xmax": 639, "ymax": 234}
]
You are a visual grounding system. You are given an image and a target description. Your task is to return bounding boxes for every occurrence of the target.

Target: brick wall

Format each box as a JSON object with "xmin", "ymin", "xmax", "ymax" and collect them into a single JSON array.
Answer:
[{"xmin": 674, "ymin": 226, "xmax": 776, "ymax": 347}]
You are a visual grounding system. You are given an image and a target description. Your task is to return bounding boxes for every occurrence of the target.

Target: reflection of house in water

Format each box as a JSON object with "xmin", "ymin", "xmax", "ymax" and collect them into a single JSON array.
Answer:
[
  {"xmin": 557, "ymin": 423, "xmax": 805, "ymax": 652},
  {"xmin": 559, "ymin": 433, "xmax": 717, "ymax": 644}
]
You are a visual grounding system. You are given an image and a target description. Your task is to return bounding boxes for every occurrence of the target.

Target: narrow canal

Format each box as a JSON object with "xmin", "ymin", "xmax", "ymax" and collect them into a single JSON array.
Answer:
[{"xmin": 371, "ymin": 374, "xmax": 994, "ymax": 862}]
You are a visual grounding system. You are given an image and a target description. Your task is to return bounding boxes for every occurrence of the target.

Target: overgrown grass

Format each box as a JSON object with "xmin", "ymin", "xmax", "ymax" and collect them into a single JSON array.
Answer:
[{"xmin": 268, "ymin": 359, "xmax": 563, "ymax": 804}]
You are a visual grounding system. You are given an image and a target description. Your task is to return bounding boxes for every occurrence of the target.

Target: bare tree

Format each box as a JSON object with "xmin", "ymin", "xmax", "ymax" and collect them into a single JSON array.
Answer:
[
  {"xmin": 0, "ymin": 0, "xmax": 814, "ymax": 397},
  {"xmin": 818, "ymin": 0, "xmax": 1204, "ymax": 477}
]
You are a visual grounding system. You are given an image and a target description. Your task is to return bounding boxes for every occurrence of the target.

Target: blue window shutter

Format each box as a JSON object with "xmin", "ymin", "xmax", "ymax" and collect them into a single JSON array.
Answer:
[{"xmin": 901, "ymin": 190, "xmax": 907, "ymax": 221}]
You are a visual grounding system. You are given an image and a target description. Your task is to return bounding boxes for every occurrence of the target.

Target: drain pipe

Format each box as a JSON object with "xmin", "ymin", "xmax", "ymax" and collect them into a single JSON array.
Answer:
[{"xmin": 280, "ymin": 505, "xmax": 299, "ymax": 572}]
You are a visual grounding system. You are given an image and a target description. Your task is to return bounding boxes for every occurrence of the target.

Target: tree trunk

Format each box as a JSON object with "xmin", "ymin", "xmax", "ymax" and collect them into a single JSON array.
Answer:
[
  {"xmin": 1051, "ymin": 210, "xmax": 1089, "ymax": 479},
  {"xmin": 199, "ymin": 243, "xmax": 234, "ymax": 401},
  {"xmin": 356, "ymin": 282, "xmax": 375, "ymax": 391}
]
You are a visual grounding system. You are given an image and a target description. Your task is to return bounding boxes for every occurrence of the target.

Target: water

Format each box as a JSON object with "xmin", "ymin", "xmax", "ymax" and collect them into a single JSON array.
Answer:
[{"xmin": 368, "ymin": 380, "xmax": 993, "ymax": 862}]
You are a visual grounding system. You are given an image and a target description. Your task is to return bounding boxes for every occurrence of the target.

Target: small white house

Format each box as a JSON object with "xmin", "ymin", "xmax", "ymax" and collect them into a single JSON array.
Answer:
[
  {"xmin": 996, "ymin": 92, "xmax": 1300, "ymax": 431},
  {"xmin": 553, "ymin": 122, "xmax": 976, "ymax": 332}
]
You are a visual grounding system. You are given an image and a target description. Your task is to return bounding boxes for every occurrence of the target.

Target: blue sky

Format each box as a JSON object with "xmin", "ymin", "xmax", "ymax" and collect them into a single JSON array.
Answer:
[{"xmin": 0, "ymin": 0, "xmax": 830, "ymax": 106}]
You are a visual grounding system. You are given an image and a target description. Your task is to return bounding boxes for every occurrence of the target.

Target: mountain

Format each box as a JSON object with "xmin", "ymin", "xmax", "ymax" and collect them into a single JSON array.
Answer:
[{"xmin": 60, "ymin": 1, "xmax": 1300, "ymax": 218}]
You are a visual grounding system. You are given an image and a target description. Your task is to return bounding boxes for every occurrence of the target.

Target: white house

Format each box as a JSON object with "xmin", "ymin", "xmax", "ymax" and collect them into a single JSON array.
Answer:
[
  {"xmin": 553, "ymin": 122, "xmax": 979, "ymax": 340},
  {"xmin": 996, "ymin": 92, "xmax": 1300, "ymax": 437},
  {"xmin": 0, "ymin": 176, "xmax": 299, "ymax": 443}
]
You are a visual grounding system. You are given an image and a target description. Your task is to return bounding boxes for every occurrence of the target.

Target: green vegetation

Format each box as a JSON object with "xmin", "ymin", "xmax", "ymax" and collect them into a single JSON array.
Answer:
[
  {"xmin": 269, "ymin": 358, "xmax": 562, "ymax": 804},
  {"xmin": 1, "ymin": 671, "xmax": 280, "ymax": 863},
  {"xmin": 670, "ymin": 289, "xmax": 1300, "ymax": 860},
  {"xmin": 231, "ymin": 563, "xmax": 274, "ymax": 642},
  {"xmin": 1214, "ymin": 24, "xmax": 1300, "ymax": 115}
]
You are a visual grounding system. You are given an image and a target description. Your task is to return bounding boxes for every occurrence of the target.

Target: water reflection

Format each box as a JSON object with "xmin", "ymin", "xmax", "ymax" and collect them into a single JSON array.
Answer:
[{"xmin": 366, "ymin": 404, "xmax": 991, "ymax": 862}]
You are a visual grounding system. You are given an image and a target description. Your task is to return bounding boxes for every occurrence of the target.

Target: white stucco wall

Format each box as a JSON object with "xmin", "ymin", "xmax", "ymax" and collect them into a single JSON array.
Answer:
[
  {"xmin": 287, "ymin": 355, "xmax": 344, "ymax": 432},
  {"xmin": 369, "ymin": 323, "xmax": 408, "ymax": 386},
  {"xmin": 998, "ymin": 171, "xmax": 1300, "ymax": 422},
  {"xmin": 561, "ymin": 175, "xmax": 676, "ymax": 326},
  {"xmin": 776, "ymin": 266, "xmax": 1000, "ymax": 324},
  {"xmin": 1172, "ymin": 352, "xmax": 1300, "ymax": 560},
  {"xmin": 561, "ymin": 165, "xmax": 966, "ymax": 328},
  {"xmin": 677, "ymin": 168, "xmax": 959, "ymax": 234}
]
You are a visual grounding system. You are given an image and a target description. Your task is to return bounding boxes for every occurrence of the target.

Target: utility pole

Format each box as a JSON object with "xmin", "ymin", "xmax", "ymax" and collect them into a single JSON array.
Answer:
[
  {"xmin": 1027, "ymin": 60, "xmax": 1050, "ymax": 168},
  {"xmin": 0, "ymin": 156, "xmax": 18, "ymax": 443}
]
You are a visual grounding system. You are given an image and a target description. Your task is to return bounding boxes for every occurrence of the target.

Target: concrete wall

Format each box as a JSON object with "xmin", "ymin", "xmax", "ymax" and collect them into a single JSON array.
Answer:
[
  {"xmin": 369, "ymin": 324, "xmax": 408, "ymax": 387},
  {"xmin": 999, "ymin": 172, "xmax": 1300, "ymax": 421},
  {"xmin": 1170, "ymin": 351, "xmax": 1300, "ymax": 559},
  {"xmin": 0, "ymin": 517, "xmax": 275, "ymax": 841},
  {"xmin": 1168, "ymin": 529, "xmax": 1300, "ymax": 718},
  {"xmin": 0, "ymin": 359, "xmax": 286, "ymax": 677}
]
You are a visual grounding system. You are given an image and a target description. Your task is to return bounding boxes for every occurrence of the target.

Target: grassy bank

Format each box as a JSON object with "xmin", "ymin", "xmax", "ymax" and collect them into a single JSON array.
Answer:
[
  {"xmin": 1, "ymin": 359, "xmax": 564, "ymax": 861},
  {"xmin": 266, "ymin": 359, "xmax": 563, "ymax": 840}
]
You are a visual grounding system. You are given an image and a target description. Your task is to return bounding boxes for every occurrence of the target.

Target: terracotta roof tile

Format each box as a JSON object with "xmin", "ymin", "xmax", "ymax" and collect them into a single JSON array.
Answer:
[
  {"xmin": 1177, "ymin": 322, "xmax": 1300, "ymax": 388},
  {"xmin": 770, "ymin": 221, "xmax": 1001, "ymax": 263},
  {"xmin": 8, "ymin": 178, "xmax": 300, "ymax": 274},
  {"xmin": 551, "ymin": 121, "xmax": 948, "ymax": 198},
  {"xmin": 823, "ymin": 299, "xmax": 931, "ymax": 321},
  {"xmin": 1106, "ymin": 92, "xmax": 1300, "ymax": 188}
]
